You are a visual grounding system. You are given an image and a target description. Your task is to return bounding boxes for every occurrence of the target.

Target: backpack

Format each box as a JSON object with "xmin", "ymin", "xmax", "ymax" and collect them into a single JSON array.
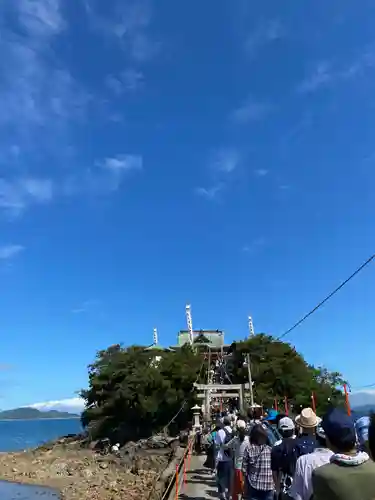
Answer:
[{"xmin": 223, "ymin": 427, "xmax": 233, "ymax": 457}]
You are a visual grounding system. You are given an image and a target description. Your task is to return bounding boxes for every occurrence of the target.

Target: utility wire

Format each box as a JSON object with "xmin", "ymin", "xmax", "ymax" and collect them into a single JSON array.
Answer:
[{"xmin": 277, "ymin": 253, "xmax": 375, "ymax": 341}]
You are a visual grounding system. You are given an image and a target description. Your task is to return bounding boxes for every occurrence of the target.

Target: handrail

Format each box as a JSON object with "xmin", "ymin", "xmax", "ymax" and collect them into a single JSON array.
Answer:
[{"xmin": 161, "ymin": 434, "xmax": 195, "ymax": 500}]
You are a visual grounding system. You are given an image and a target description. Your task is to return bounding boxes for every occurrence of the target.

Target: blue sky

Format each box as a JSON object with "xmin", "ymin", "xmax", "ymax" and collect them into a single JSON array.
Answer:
[{"xmin": 0, "ymin": 0, "xmax": 374, "ymax": 410}]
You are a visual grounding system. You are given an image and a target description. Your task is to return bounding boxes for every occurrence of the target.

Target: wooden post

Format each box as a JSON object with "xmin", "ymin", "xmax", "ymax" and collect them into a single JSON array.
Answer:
[
  {"xmin": 274, "ymin": 397, "xmax": 278, "ymax": 411},
  {"xmin": 344, "ymin": 384, "xmax": 351, "ymax": 416},
  {"xmin": 284, "ymin": 396, "xmax": 289, "ymax": 416}
]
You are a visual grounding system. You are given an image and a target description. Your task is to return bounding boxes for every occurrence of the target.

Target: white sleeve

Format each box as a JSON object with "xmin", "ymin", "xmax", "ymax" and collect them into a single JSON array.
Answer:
[
  {"xmin": 215, "ymin": 430, "xmax": 223, "ymax": 446},
  {"xmin": 289, "ymin": 458, "xmax": 304, "ymax": 500}
]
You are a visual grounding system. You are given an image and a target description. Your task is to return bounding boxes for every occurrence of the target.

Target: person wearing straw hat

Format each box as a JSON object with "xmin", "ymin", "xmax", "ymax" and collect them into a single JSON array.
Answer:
[{"xmin": 294, "ymin": 407, "xmax": 320, "ymax": 456}]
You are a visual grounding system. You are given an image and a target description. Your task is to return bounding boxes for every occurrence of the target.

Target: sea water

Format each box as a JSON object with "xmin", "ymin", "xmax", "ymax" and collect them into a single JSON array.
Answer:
[{"xmin": 0, "ymin": 419, "xmax": 82, "ymax": 499}]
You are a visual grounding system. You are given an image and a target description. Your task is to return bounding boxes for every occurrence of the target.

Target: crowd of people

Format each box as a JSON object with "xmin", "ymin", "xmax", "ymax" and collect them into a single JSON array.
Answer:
[{"xmin": 201, "ymin": 405, "xmax": 375, "ymax": 500}]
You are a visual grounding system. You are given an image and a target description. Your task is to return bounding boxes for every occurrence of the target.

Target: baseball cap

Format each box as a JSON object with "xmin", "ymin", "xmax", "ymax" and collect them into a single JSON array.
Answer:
[
  {"xmin": 264, "ymin": 409, "xmax": 279, "ymax": 421},
  {"xmin": 236, "ymin": 419, "xmax": 246, "ymax": 430},
  {"xmin": 278, "ymin": 417, "xmax": 295, "ymax": 431},
  {"xmin": 321, "ymin": 408, "xmax": 356, "ymax": 448},
  {"xmin": 355, "ymin": 416, "xmax": 370, "ymax": 445}
]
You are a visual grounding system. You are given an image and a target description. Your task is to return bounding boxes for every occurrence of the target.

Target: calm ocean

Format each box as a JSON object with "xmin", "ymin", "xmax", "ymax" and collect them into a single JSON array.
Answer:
[{"xmin": 0, "ymin": 418, "xmax": 82, "ymax": 499}]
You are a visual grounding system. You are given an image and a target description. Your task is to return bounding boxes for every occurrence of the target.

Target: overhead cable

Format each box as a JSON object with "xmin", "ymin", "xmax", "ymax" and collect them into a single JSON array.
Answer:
[{"xmin": 277, "ymin": 253, "xmax": 375, "ymax": 341}]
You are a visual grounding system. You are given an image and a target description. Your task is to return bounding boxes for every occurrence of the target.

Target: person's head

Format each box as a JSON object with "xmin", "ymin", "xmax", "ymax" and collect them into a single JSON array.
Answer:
[
  {"xmin": 321, "ymin": 408, "xmax": 356, "ymax": 453},
  {"xmin": 250, "ymin": 424, "xmax": 269, "ymax": 445},
  {"xmin": 316, "ymin": 425, "xmax": 327, "ymax": 448},
  {"xmin": 368, "ymin": 413, "xmax": 375, "ymax": 460},
  {"xmin": 278, "ymin": 417, "xmax": 295, "ymax": 439},
  {"xmin": 264, "ymin": 409, "xmax": 279, "ymax": 424},
  {"xmin": 295, "ymin": 407, "xmax": 320, "ymax": 435},
  {"xmin": 223, "ymin": 416, "xmax": 231, "ymax": 427},
  {"xmin": 215, "ymin": 419, "xmax": 223, "ymax": 431},
  {"xmin": 246, "ymin": 407, "xmax": 254, "ymax": 421},
  {"xmin": 355, "ymin": 416, "xmax": 370, "ymax": 452},
  {"xmin": 236, "ymin": 419, "xmax": 247, "ymax": 442},
  {"xmin": 253, "ymin": 406, "xmax": 263, "ymax": 420}
]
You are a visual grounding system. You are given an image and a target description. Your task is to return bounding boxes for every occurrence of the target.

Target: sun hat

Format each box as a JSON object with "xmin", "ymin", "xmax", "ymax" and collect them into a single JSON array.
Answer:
[
  {"xmin": 278, "ymin": 416, "xmax": 295, "ymax": 432},
  {"xmin": 322, "ymin": 408, "xmax": 356, "ymax": 446},
  {"xmin": 355, "ymin": 416, "xmax": 370, "ymax": 445},
  {"xmin": 295, "ymin": 407, "xmax": 321, "ymax": 428},
  {"xmin": 264, "ymin": 409, "xmax": 279, "ymax": 421}
]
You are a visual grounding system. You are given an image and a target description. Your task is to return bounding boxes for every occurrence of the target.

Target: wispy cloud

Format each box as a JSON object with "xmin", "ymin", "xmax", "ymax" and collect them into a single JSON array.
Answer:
[
  {"xmin": 195, "ymin": 148, "xmax": 241, "ymax": 201},
  {"xmin": 105, "ymin": 69, "xmax": 144, "ymax": 95},
  {"xmin": 71, "ymin": 299, "xmax": 99, "ymax": 314},
  {"xmin": 231, "ymin": 97, "xmax": 270, "ymax": 124},
  {"xmin": 84, "ymin": 0, "xmax": 159, "ymax": 62},
  {"xmin": 297, "ymin": 62, "xmax": 333, "ymax": 93},
  {"xmin": 0, "ymin": 0, "xmax": 90, "ymax": 158},
  {"xmin": 17, "ymin": 0, "xmax": 65, "ymax": 37},
  {"xmin": 210, "ymin": 149, "xmax": 240, "ymax": 174},
  {"xmin": 194, "ymin": 184, "xmax": 223, "ymax": 201},
  {"xmin": 242, "ymin": 238, "xmax": 266, "ymax": 254},
  {"xmin": 298, "ymin": 46, "xmax": 375, "ymax": 93},
  {"xmin": 254, "ymin": 169, "xmax": 269, "ymax": 177},
  {"xmin": 245, "ymin": 20, "xmax": 284, "ymax": 57},
  {"xmin": 0, "ymin": 178, "xmax": 53, "ymax": 216},
  {"xmin": 99, "ymin": 154, "xmax": 143, "ymax": 173},
  {"xmin": 0, "ymin": 245, "xmax": 25, "ymax": 260}
]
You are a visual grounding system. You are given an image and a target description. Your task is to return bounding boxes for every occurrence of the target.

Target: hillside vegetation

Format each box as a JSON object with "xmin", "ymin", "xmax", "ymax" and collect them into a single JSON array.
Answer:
[
  {"xmin": 0, "ymin": 407, "xmax": 79, "ymax": 420},
  {"xmin": 80, "ymin": 334, "xmax": 346, "ymax": 443}
]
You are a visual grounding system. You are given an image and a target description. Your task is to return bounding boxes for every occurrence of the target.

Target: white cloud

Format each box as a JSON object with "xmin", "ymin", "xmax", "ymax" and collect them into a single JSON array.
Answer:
[
  {"xmin": 254, "ymin": 169, "xmax": 269, "ymax": 177},
  {"xmin": 245, "ymin": 20, "xmax": 284, "ymax": 57},
  {"xmin": 194, "ymin": 184, "xmax": 223, "ymax": 200},
  {"xmin": 297, "ymin": 62, "xmax": 333, "ymax": 93},
  {"xmin": 17, "ymin": 0, "xmax": 65, "ymax": 37},
  {"xmin": 28, "ymin": 397, "xmax": 85, "ymax": 414},
  {"xmin": 84, "ymin": 0, "xmax": 159, "ymax": 62},
  {"xmin": 0, "ymin": 178, "xmax": 53, "ymax": 216},
  {"xmin": 71, "ymin": 299, "xmax": 99, "ymax": 314},
  {"xmin": 105, "ymin": 69, "xmax": 144, "ymax": 95},
  {"xmin": 211, "ymin": 149, "xmax": 240, "ymax": 174},
  {"xmin": 232, "ymin": 98, "xmax": 270, "ymax": 123},
  {"xmin": 0, "ymin": 245, "xmax": 25, "ymax": 260},
  {"xmin": 100, "ymin": 154, "xmax": 143, "ymax": 173},
  {"xmin": 298, "ymin": 47, "xmax": 375, "ymax": 94}
]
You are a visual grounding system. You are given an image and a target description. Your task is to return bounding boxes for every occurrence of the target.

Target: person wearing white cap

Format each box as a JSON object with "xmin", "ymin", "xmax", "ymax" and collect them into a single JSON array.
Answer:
[
  {"xmin": 289, "ymin": 424, "xmax": 332, "ymax": 500},
  {"xmin": 271, "ymin": 417, "xmax": 296, "ymax": 499},
  {"xmin": 224, "ymin": 420, "xmax": 249, "ymax": 499}
]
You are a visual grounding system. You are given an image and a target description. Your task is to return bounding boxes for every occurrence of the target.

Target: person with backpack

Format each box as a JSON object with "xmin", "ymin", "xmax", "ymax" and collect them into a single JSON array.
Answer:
[
  {"xmin": 271, "ymin": 417, "xmax": 297, "ymax": 499},
  {"xmin": 215, "ymin": 416, "xmax": 233, "ymax": 500},
  {"xmin": 289, "ymin": 424, "xmax": 332, "ymax": 500},
  {"xmin": 224, "ymin": 419, "xmax": 249, "ymax": 500}
]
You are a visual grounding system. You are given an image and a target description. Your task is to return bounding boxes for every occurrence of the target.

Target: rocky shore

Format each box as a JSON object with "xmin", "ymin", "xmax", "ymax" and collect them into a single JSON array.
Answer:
[{"xmin": 0, "ymin": 434, "xmax": 181, "ymax": 500}]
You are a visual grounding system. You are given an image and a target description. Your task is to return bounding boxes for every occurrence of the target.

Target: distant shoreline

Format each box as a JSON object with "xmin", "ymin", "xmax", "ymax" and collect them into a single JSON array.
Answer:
[{"xmin": 0, "ymin": 417, "xmax": 80, "ymax": 422}]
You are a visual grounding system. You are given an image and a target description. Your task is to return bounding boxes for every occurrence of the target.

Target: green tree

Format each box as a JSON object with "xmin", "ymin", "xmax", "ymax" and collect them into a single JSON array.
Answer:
[
  {"xmin": 80, "ymin": 344, "xmax": 204, "ymax": 443},
  {"xmin": 227, "ymin": 334, "xmax": 345, "ymax": 414}
]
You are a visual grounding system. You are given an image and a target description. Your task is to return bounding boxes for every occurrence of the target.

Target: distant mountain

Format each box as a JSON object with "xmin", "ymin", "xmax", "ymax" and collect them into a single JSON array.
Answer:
[
  {"xmin": 351, "ymin": 404, "xmax": 375, "ymax": 416},
  {"xmin": 0, "ymin": 407, "xmax": 79, "ymax": 420},
  {"xmin": 350, "ymin": 390, "xmax": 375, "ymax": 409}
]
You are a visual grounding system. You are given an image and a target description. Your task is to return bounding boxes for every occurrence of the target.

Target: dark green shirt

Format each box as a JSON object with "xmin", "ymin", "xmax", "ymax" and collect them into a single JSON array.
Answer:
[{"xmin": 312, "ymin": 459, "xmax": 375, "ymax": 500}]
